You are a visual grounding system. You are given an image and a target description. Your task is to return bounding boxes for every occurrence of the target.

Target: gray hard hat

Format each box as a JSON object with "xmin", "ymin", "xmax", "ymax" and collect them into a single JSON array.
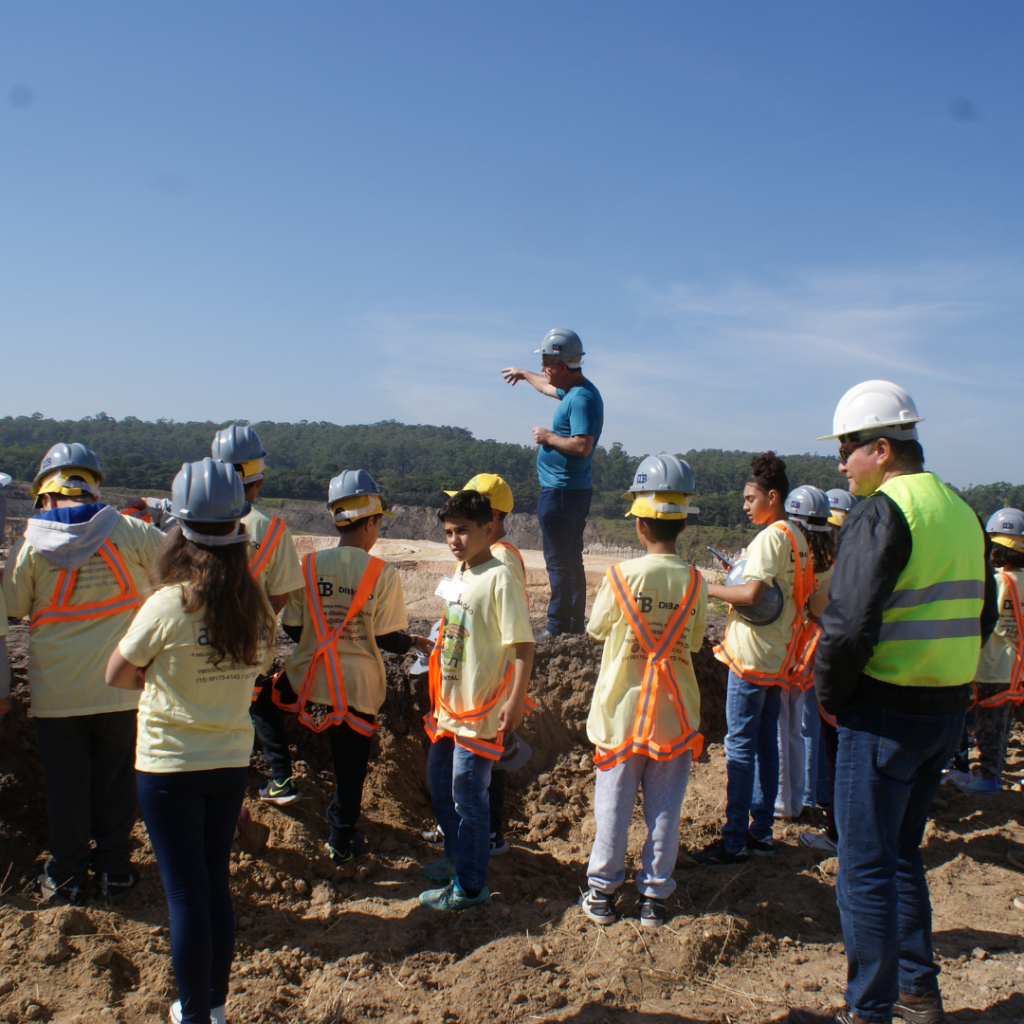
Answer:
[
  {"xmin": 785, "ymin": 485, "xmax": 831, "ymax": 531},
  {"xmin": 171, "ymin": 458, "xmax": 248, "ymax": 523},
  {"xmin": 211, "ymin": 425, "xmax": 267, "ymax": 464},
  {"xmin": 623, "ymin": 453, "xmax": 697, "ymax": 497},
  {"xmin": 497, "ymin": 731, "xmax": 533, "ymax": 772},
  {"xmin": 328, "ymin": 469, "xmax": 386, "ymax": 506},
  {"xmin": 826, "ymin": 488, "xmax": 859, "ymax": 513},
  {"xmin": 533, "ymin": 328, "xmax": 584, "ymax": 363},
  {"xmin": 0, "ymin": 473, "xmax": 10, "ymax": 489},
  {"xmin": 31, "ymin": 442, "xmax": 105, "ymax": 494},
  {"xmin": 725, "ymin": 558, "xmax": 785, "ymax": 626},
  {"xmin": 986, "ymin": 507, "xmax": 1024, "ymax": 538}
]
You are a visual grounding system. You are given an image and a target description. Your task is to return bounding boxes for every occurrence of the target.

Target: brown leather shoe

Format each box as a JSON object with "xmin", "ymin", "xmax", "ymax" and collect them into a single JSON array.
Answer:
[
  {"xmin": 789, "ymin": 1008, "xmax": 863, "ymax": 1024},
  {"xmin": 893, "ymin": 991, "xmax": 944, "ymax": 1024}
]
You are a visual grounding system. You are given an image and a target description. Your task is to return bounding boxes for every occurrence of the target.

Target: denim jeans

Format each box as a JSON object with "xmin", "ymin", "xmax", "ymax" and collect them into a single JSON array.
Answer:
[
  {"xmin": 834, "ymin": 702, "xmax": 964, "ymax": 1022},
  {"xmin": 426, "ymin": 737, "xmax": 493, "ymax": 893},
  {"xmin": 775, "ymin": 685, "xmax": 807, "ymax": 818},
  {"xmin": 722, "ymin": 671, "xmax": 781, "ymax": 852},
  {"xmin": 537, "ymin": 486, "xmax": 592, "ymax": 634}
]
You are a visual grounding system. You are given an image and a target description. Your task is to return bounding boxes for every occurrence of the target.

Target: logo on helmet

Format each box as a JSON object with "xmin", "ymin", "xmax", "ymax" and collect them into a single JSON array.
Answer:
[
  {"xmin": 636, "ymin": 473, "xmax": 648, "ymax": 485},
  {"xmin": 42, "ymin": 457, "xmax": 52, "ymax": 469},
  {"xmin": 551, "ymin": 343, "xmax": 563, "ymax": 351}
]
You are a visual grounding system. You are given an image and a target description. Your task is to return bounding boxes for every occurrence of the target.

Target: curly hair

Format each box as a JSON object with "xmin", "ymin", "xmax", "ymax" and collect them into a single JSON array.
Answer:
[
  {"xmin": 991, "ymin": 544, "xmax": 1024, "ymax": 571},
  {"xmin": 794, "ymin": 523, "xmax": 836, "ymax": 575},
  {"xmin": 748, "ymin": 451, "xmax": 789, "ymax": 501}
]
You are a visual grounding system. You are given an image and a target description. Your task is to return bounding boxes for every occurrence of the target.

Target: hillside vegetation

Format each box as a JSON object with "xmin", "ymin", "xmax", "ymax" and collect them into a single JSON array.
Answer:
[{"xmin": 2, "ymin": 415, "xmax": 1020, "ymax": 535}]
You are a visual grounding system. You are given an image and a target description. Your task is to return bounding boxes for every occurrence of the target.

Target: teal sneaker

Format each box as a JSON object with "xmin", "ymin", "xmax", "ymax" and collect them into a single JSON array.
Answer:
[
  {"xmin": 422, "ymin": 858, "xmax": 457, "ymax": 882},
  {"xmin": 419, "ymin": 879, "xmax": 491, "ymax": 911}
]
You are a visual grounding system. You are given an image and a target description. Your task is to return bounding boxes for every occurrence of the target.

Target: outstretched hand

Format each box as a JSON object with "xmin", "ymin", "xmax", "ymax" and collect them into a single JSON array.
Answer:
[{"xmin": 500, "ymin": 366, "xmax": 526, "ymax": 385}]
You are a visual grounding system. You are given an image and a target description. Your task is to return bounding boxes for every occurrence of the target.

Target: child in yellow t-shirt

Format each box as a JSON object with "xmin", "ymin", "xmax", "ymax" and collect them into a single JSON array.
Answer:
[
  {"xmin": 106, "ymin": 458, "xmax": 275, "ymax": 1024},
  {"xmin": 693, "ymin": 452, "xmax": 810, "ymax": 866},
  {"xmin": 579, "ymin": 454, "xmax": 706, "ymax": 929},
  {"xmin": 420, "ymin": 490, "xmax": 534, "ymax": 912}
]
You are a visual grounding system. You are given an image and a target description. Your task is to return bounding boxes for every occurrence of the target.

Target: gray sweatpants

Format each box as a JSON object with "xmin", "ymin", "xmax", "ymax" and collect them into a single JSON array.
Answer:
[{"xmin": 586, "ymin": 751, "xmax": 692, "ymax": 900}]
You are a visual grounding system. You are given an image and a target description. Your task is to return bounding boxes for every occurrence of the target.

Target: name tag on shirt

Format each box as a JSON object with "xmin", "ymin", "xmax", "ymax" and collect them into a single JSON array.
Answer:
[{"xmin": 435, "ymin": 574, "xmax": 465, "ymax": 603}]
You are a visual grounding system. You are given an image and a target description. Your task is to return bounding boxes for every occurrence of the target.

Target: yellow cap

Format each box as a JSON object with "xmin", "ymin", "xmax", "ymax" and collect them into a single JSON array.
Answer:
[
  {"xmin": 329, "ymin": 493, "xmax": 398, "ymax": 524},
  {"xmin": 625, "ymin": 490, "xmax": 699, "ymax": 520},
  {"xmin": 237, "ymin": 457, "xmax": 266, "ymax": 483},
  {"xmin": 34, "ymin": 468, "xmax": 101, "ymax": 503},
  {"xmin": 992, "ymin": 533, "xmax": 1024, "ymax": 553},
  {"xmin": 444, "ymin": 473, "xmax": 514, "ymax": 514}
]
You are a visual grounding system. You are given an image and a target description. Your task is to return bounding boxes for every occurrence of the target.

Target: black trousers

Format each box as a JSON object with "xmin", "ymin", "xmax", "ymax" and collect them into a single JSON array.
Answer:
[
  {"xmin": 33, "ymin": 710, "xmax": 138, "ymax": 882},
  {"xmin": 250, "ymin": 674, "xmax": 294, "ymax": 782},
  {"xmin": 325, "ymin": 713, "xmax": 376, "ymax": 846}
]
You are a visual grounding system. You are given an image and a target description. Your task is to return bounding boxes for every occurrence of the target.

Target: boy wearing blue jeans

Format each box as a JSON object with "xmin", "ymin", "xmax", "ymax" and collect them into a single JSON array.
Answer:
[{"xmin": 420, "ymin": 490, "xmax": 533, "ymax": 911}]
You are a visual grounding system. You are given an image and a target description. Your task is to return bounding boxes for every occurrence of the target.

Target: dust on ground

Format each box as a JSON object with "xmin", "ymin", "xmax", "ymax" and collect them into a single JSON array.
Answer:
[{"xmin": 1, "ymin": 568, "xmax": 1023, "ymax": 1022}]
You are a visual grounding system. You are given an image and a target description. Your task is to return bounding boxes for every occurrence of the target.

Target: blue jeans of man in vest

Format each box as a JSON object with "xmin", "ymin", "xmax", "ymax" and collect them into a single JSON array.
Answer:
[
  {"xmin": 537, "ymin": 486, "xmax": 592, "ymax": 635},
  {"xmin": 833, "ymin": 702, "xmax": 964, "ymax": 1022}
]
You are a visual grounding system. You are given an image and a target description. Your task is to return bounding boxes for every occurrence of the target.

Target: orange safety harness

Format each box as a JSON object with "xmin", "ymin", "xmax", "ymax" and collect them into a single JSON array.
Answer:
[
  {"xmin": 714, "ymin": 521, "xmax": 816, "ymax": 688},
  {"xmin": 593, "ymin": 563, "xmax": 704, "ymax": 770},
  {"xmin": 29, "ymin": 540, "xmax": 141, "ymax": 630},
  {"xmin": 249, "ymin": 515, "xmax": 286, "ymax": 580},
  {"xmin": 272, "ymin": 552, "xmax": 385, "ymax": 734},
  {"xmin": 973, "ymin": 570, "xmax": 1024, "ymax": 708}
]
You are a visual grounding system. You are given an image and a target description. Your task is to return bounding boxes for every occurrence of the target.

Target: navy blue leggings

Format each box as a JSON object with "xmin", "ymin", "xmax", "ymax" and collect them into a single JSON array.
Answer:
[{"xmin": 137, "ymin": 767, "xmax": 247, "ymax": 1024}]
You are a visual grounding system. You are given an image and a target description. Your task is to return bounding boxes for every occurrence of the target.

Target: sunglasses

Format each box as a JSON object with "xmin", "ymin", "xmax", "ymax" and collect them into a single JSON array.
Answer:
[{"xmin": 837, "ymin": 438, "xmax": 874, "ymax": 463}]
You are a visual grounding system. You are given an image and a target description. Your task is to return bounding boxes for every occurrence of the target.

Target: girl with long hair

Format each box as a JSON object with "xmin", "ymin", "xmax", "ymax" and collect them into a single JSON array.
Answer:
[{"xmin": 106, "ymin": 459, "xmax": 274, "ymax": 1024}]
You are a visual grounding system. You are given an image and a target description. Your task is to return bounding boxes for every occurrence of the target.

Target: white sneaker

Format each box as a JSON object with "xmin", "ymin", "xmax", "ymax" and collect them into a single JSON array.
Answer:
[
  {"xmin": 169, "ymin": 1001, "xmax": 227, "ymax": 1023},
  {"xmin": 798, "ymin": 830, "xmax": 837, "ymax": 854}
]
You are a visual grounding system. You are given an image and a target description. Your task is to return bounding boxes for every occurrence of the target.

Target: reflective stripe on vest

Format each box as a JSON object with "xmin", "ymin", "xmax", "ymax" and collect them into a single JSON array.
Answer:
[
  {"xmin": 249, "ymin": 516, "xmax": 286, "ymax": 580},
  {"xmin": 714, "ymin": 521, "xmax": 816, "ymax": 688},
  {"xmin": 275, "ymin": 552, "xmax": 385, "ymax": 734},
  {"xmin": 863, "ymin": 473, "xmax": 985, "ymax": 687},
  {"xmin": 593, "ymin": 563, "xmax": 704, "ymax": 770},
  {"xmin": 29, "ymin": 540, "xmax": 141, "ymax": 630},
  {"xmin": 423, "ymin": 607, "xmax": 535, "ymax": 760},
  {"xmin": 974, "ymin": 571, "xmax": 1024, "ymax": 708}
]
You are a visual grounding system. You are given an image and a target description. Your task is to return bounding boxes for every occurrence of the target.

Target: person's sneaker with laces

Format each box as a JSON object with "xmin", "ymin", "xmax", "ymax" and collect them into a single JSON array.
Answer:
[
  {"xmin": 892, "ymin": 990, "xmax": 945, "ymax": 1024},
  {"xmin": 798, "ymin": 830, "xmax": 837, "ymax": 854},
  {"xmin": 746, "ymin": 831, "xmax": 775, "ymax": 855},
  {"xmin": 419, "ymin": 879, "xmax": 491, "ymax": 911},
  {"xmin": 951, "ymin": 772, "xmax": 1000, "ymax": 794},
  {"xmin": 489, "ymin": 832, "xmax": 510, "ymax": 856},
  {"xmin": 326, "ymin": 834, "xmax": 365, "ymax": 865},
  {"xmin": 38, "ymin": 872, "xmax": 87, "ymax": 907},
  {"xmin": 689, "ymin": 839, "xmax": 749, "ymax": 866},
  {"xmin": 422, "ymin": 857, "xmax": 457, "ymax": 882},
  {"xmin": 639, "ymin": 896, "xmax": 667, "ymax": 929},
  {"xmin": 259, "ymin": 776, "xmax": 301, "ymax": 805},
  {"xmin": 578, "ymin": 888, "xmax": 617, "ymax": 925},
  {"xmin": 96, "ymin": 867, "xmax": 139, "ymax": 904},
  {"xmin": 170, "ymin": 1000, "xmax": 226, "ymax": 1023},
  {"xmin": 420, "ymin": 823, "xmax": 445, "ymax": 846}
]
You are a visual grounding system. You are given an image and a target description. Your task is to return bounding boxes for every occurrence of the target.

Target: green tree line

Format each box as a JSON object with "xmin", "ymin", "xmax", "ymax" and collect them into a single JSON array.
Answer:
[{"xmin": 1, "ymin": 414, "xmax": 1019, "ymax": 527}]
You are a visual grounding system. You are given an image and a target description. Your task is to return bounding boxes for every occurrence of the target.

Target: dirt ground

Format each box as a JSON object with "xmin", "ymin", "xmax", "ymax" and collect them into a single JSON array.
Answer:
[{"xmin": 2, "ymin": 566, "xmax": 1024, "ymax": 1022}]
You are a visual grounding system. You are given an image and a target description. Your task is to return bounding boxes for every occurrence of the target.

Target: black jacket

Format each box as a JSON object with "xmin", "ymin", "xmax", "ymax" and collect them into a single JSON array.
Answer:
[{"xmin": 814, "ymin": 487, "xmax": 998, "ymax": 716}]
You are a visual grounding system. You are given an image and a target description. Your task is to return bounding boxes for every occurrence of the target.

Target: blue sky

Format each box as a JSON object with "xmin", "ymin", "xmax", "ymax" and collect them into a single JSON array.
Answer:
[{"xmin": 3, "ymin": 3, "xmax": 1023, "ymax": 486}]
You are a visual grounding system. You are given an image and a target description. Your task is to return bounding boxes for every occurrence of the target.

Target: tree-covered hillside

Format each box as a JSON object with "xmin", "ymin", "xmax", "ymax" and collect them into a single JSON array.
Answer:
[{"xmin": 1, "ymin": 414, "xmax": 1018, "ymax": 528}]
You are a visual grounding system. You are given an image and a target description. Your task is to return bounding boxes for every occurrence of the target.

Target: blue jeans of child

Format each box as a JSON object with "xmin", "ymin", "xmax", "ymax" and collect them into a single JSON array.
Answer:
[
  {"xmin": 537, "ymin": 486, "xmax": 592, "ymax": 635},
  {"xmin": 834, "ymin": 703, "xmax": 964, "ymax": 1022},
  {"xmin": 426, "ymin": 737, "xmax": 493, "ymax": 893},
  {"xmin": 722, "ymin": 671, "xmax": 781, "ymax": 853},
  {"xmin": 137, "ymin": 767, "xmax": 248, "ymax": 1024}
]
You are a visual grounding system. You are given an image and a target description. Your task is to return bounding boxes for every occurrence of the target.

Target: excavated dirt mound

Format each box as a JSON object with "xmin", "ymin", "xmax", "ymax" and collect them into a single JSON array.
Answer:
[{"xmin": 1, "ymin": 620, "xmax": 1023, "ymax": 1023}]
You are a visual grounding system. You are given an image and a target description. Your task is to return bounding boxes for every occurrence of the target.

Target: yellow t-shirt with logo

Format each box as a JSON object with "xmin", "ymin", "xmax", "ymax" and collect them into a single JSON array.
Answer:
[
  {"xmin": 436, "ymin": 557, "xmax": 533, "ymax": 743},
  {"xmin": 490, "ymin": 541, "xmax": 527, "ymax": 602},
  {"xmin": 120, "ymin": 585, "xmax": 272, "ymax": 773},
  {"xmin": 715, "ymin": 521, "xmax": 808, "ymax": 678},
  {"xmin": 282, "ymin": 546, "xmax": 408, "ymax": 715},
  {"xmin": 244, "ymin": 506, "xmax": 303, "ymax": 599},
  {"xmin": 0, "ymin": 585, "xmax": 8, "ymax": 638},
  {"xmin": 586, "ymin": 553, "xmax": 707, "ymax": 752},
  {"xmin": 975, "ymin": 569, "xmax": 1022, "ymax": 684},
  {"xmin": 3, "ymin": 516, "xmax": 165, "ymax": 717}
]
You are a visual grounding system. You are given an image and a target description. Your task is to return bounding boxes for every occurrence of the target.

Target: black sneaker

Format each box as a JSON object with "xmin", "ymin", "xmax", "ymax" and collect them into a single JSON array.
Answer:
[
  {"xmin": 639, "ymin": 896, "xmax": 667, "ymax": 929},
  {"xmin": 259, "ymin": 776, "xmax": 301, "ymax": 806},
  {"xmin": 689, "ymin": 839, "xmax": 749, "ymax": 866},
  {"xmin": 38, "ymin": 872, "xmax": 88, "ymax": 907},
  {"xmin": 489, "ymin": 832, "xmax": 510, "ymax": 856},
  {"xmin": 746, "ymin": 831, "xmax": 775, "ymax": 855},
  {"xmin": 893, "ymin": 991, "xmax": 945, "ymax": 1024},
  {"xmin": 96, "ymin": 867, "xmax": 139, "ymax": 904},
  {"xmin": 326, "ymin": 834, "xmax": 366, "ymax": 865},
  {"xmin": 578, "ymin": 888, "xmax": 617, "ymax": 925}
]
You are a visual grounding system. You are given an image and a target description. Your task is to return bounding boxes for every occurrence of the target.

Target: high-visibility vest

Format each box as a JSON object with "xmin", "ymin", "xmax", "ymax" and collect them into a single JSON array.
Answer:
[
  {"xmin": 423, "ymin": 607, "xmax": 536, "ymax": 761},
  {"xmin": 592, "ymin": 562, "xmax": 704, "ymax": 770},
  {"xmin": 29, "ymin": 539, "xmax": 141, "ymax": 631},
  {"xmin": 974, "ymin": 571, "xmax": 1024, "ymax": 708},
  {"xmin": 273, "ymin": 551, "xmax": 385, "ymax": 735},
  {"xmin": 714, "ymin": 521, "xmax": 816, "ymax": 687},
  {"xmin": 863, "ymin": 473, "xmax": 985, "ymax": 687},
  {"xmin": 249, "ymin": 515, "xmax": 286, "ymax": 580}
]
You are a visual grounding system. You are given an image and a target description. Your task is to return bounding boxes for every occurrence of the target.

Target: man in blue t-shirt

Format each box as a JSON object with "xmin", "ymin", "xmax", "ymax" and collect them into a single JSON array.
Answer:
[{"xmin": 501, "ymin": 329, "xmax": 604, "ymax": 640}]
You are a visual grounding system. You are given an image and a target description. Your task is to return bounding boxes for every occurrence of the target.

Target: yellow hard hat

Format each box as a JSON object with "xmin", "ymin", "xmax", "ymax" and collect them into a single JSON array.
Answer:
[
  {"xmin": 330, "ymin": 492, "xmax": 398, "ymax": 525},
  {"xmin": 992, "ymin": 534, "xmax": 1024, "ymax": 553},
  {"xmin": 625, "ymin": 490, "xmax": 698, "ymax": 521},
  {"xmin": 34, "ymin": 467, "xmax": 101, "ymax": 504},
  {"xmin": 445, "ymin": 473, "xmax": 514, "ymax": 514}
]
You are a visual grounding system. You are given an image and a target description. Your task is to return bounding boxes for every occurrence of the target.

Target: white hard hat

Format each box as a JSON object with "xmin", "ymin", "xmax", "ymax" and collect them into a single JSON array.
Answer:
[{"xmin": 818, "ymin": 380, "xmax": 923, "ymax": 442}]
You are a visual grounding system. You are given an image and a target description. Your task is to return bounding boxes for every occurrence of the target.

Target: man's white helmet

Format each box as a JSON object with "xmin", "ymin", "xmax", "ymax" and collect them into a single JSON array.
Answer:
[
  {"xmin": 818, "ymin": 380, "xmax": 923, "ymax": 442},
  {"xmin": 986, "ymin": 508, "xmax": 1024, "ymax": 553}
]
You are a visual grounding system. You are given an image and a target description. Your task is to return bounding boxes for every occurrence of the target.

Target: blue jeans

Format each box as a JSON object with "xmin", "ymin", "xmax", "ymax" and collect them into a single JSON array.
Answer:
[
  {"xmin": 537, "ymin": 486, "xmax": 591, "ymax": 634},
  {"xmin": 723, "ymin": 671, "xmax": 781, "ymax": 852},
  {"xmin": 800, "ymin": 691, "xmax": 826, "ymax": 808},
  {"xmin": 137, "ymin": 767, "xmax": 248, "ymax": 1024},
  {"xmin": 834, "ymin": 703, "xmax": 964, "ymax": 1022},
  {"xmin": 426, "ymin": 737, "xmax": 493, "ymax": 893}
]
